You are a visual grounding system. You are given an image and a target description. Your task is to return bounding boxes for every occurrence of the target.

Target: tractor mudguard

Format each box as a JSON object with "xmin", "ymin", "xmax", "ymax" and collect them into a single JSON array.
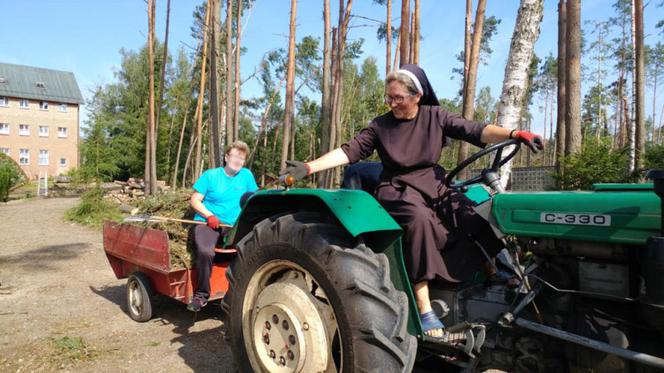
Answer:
[{"xmin": 227, "ymin": 188, "xmax": 423, "ymax": 336}]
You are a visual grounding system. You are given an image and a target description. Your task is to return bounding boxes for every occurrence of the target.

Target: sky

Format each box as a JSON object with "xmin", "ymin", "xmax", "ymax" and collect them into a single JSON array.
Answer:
[{"xmin": 1, "ymin": 0, "xmax": 662, "ymax": 137}]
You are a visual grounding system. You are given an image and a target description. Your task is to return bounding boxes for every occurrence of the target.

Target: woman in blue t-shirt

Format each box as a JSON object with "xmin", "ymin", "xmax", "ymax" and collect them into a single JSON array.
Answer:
[{"xmin": 187, "ymin": 141, "xmax": 258, "ymax": 312}]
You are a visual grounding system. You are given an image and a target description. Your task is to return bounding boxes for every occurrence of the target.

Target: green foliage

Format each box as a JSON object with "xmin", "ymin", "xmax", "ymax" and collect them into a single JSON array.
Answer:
[
  {"xmin": 50, "ymin": 336, "xmax": 98, "ymax": 362},
  {"xmin": 65, "ymin": 188, "xmax": 122, "ymax": 228},
  {"xmin": 555, "ymin": 138, "xmax": 631, "ymax": 190},
  {"xmin": 0, "ymin": 154, "xmax": 25, "ymax": 202},
  {"xmin": 645, "ymin": 144, "xmax": 664, "ymax": 170}
]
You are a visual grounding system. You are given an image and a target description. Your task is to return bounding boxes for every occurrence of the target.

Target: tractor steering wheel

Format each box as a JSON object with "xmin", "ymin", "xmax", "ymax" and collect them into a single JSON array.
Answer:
[{"xmin": 444, "ymin": 139, "xmax": 521, "ymax": 191}]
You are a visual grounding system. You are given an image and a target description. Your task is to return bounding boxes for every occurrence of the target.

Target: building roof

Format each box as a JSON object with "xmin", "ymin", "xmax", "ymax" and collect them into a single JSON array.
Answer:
[{"xmin": 0, "ymin": 62, "xmax": 83, "ymax": 105}]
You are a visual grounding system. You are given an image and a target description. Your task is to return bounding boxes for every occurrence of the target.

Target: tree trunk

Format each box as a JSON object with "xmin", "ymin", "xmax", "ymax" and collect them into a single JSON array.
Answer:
[
  {"xmin": 225, "ymin": 0, "xmax": 234, "ymax": 147},
  {"xmin": 464, "ymin": 0, "xmax": 472, "ymax": 87},
  {"xmin": 495, "ymin": 0, "xmax": 544, "ymax": 187},
  {"xmin": 155, "ymin": 0, "xmax": 171, "ymax": 136},
  {"xmin": 171, "ymin": 100, "xmax": 190, "ymax": 189},
  {"xmin": 633, "ymin": 0, "xmax": 645, "ymax": 173},
  {"xmin": 556, "ymin": 0, "xmax": 566, "ymax": 165},
  {"xmin": 280, "ymin": 0, "xmax": 297, "ymax": 171},
  {"xmin": 330, "ymin": 0, "xmax": 353, "ymax": 187},
  {"xmin": 412, "ymin": 0, "xmax": 421, "ymax": 64},
  {"xmin": 146, "ymin": 0, "xmax": 158, "ymax": 195},
  {"xmin": 318, "ymin": 0, "xmax": 332, "ymax": 187},
  {"xmin": 234, "ymin": 0, "xmax": 242, "ymax": 142},
  {"xmin": 457, "ymin": 0, "xmax": 486, "ymax": 180},
  {"xmin": 399, "ymin": 0, "xmax": 410, "ymax": 66},
  {"xmin": 208, "ymin": 0, "xmax": 222, "ymax": 168},
  {"xmin": 194, "ymin": 0, "xmax": 211, "ymax": 179},
  {"xmin": 564, "ymin": 0, "xmax": 581, "ymax": 156},
  {"xmin": 628, "ymin": 0, "xmax": 637, "ymax": 171},
  {"xmin": 386, "ymin": 0, "xmax": 392, "ymax": 76}
]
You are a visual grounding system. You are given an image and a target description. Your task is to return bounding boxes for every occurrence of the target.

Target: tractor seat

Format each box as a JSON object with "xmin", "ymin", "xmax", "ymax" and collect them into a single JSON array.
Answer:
[{"xmin": 341, "ymin": 161, "xmax": 382, "ymax": 195}]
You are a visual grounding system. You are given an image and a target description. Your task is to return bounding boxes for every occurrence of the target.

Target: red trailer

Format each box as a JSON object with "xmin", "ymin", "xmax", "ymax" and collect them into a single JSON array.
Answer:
[{"xmin": 102, "ymin": 221, "xmax": 235, "ymax": 322}]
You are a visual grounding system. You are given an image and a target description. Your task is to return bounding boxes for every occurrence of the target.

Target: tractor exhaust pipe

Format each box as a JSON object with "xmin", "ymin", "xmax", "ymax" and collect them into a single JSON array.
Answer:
[{"xmin": 514, "ymin": 318, "xmax": 664, "ymax": 370}]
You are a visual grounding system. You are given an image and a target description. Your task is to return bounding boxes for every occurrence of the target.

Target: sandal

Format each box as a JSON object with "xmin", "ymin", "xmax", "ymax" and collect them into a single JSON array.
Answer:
[
  {"xmin": 421, "ymin": 311, "xmax": 467, "ymax": 344},
  {"xmin": 420, "ymin": 310, "xmax": 444, "ymax": 335}
]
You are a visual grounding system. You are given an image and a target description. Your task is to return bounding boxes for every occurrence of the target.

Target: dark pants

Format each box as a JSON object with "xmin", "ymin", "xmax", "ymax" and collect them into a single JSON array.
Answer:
[{"xmin": 192, "ymin": 224, "xmax": 225, "ymax": 300}]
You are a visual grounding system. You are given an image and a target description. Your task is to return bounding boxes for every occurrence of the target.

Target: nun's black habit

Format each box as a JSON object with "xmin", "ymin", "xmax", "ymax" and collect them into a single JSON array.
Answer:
[{"xmin": 341, "ymin": 64, "xmax": 502, "ymax": 283}]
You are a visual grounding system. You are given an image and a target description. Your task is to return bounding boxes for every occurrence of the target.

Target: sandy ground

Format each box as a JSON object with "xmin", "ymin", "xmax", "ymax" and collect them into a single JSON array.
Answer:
[{"xmin": 0, "ymin": 197, "xmax": 234, "ymax": 372}]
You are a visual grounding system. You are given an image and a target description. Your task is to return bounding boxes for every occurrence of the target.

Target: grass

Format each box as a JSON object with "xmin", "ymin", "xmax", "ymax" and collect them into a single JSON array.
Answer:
[
  {"xmin": 65, "ymin": 187, "xmax": 122, "ymax": 228},
  {"xmin": 50, "ymin": 336, "xmax": 98, "ymax": 362}
]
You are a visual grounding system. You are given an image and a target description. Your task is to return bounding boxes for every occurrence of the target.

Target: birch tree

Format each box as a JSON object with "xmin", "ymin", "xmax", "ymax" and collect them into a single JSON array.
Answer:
[{"xmin": 496, "ymin": 0, "xmax": 544, "ymax": 187}]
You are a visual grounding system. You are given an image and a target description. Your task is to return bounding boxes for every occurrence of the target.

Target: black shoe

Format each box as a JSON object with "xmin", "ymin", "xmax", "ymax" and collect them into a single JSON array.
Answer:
[{"xmin": 187, "ymin": 297, "xmax": 208, "ymax": 312}]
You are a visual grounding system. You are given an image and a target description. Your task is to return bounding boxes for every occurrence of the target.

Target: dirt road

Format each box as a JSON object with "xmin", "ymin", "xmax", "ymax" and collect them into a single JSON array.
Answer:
[{"xmin": 0, "ymin": 197, "xmax": 234, "ymax": 372}]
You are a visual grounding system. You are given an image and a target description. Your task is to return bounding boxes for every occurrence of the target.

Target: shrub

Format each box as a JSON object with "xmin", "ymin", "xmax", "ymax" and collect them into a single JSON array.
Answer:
[
  {"xmin": 645, "ymin": 144, "xmax": 664, "ymax": 171},
  {"xmin": 0, "ymin": 154, "xmax": 25, "ymax": 202},
  {"xmin": 555, "ymin": 138, "xmax": 632, "ymax": 190},
  {"xmin": 65, "ymin": 188, "xmax": 121, "ymax": 228}
]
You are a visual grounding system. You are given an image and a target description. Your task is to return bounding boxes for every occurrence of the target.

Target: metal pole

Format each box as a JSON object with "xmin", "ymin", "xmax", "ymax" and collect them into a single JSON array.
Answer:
[{"xmin": 514, "ymin": 318, "xmax": 664, "ymax": 370}]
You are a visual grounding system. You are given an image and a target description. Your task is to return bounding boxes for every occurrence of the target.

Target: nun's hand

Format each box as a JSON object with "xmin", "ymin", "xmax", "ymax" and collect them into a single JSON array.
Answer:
[
  {"xmin": 511, "ymin": 130, "xmax": 544, "ymax": 153},
  {"xmin": 279, "ymin": 160, "xmax": 310, "ymax": 181}
]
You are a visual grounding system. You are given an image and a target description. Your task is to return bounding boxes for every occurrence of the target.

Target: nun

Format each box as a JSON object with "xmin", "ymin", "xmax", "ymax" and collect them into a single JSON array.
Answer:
[{"xmin": 281, "ymin": 64, "xmax": 543, "ymax": 340}]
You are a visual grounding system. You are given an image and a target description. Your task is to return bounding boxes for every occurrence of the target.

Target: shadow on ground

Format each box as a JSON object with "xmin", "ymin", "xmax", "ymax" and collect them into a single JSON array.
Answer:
[
  {"xmin": 0, "ymin": 243, "xmax": 90, "ymax": 270},
  {"xmin": 90, "ymin": 283, "xmax": 234, "ymax": 372}
]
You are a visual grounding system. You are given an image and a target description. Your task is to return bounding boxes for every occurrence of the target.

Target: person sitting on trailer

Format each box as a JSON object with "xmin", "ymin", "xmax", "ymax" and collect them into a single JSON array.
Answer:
[{"xmin": 187, "ymin": 140, "xmax": 258, "ymax": 312}]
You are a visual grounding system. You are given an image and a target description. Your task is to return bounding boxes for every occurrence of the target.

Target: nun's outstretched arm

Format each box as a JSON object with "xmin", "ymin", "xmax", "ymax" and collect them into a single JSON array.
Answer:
[
  {"xmin": 306, "ymin": 148, "xmax": 350, "ymax": 174},
  {"xmin": 479, "ymin": 124, "xmax": 513, "ymax": 144}
]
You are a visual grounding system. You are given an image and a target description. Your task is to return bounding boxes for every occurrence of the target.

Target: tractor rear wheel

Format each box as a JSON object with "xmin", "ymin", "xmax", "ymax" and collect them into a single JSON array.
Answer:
[{"xmin": 221, "ymin": 212, "xmax": 417, "ymax": 372}]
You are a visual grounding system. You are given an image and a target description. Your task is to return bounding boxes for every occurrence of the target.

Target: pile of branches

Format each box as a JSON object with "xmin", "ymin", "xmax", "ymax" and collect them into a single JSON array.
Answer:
[{"xmin": 134, "ymin": 189, "xmax": 196, "ymax": 268}]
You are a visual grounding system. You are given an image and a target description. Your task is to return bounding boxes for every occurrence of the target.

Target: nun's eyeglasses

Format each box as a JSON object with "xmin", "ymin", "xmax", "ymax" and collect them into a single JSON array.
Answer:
[{"xmin": 384, "ymin": 94, "xmax": 413, "ymax": 104}]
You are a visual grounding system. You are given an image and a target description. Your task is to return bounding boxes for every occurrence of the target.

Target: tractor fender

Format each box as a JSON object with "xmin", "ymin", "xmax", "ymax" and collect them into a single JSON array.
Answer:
[{"xmin": 228, "ymin": 188, "xmax": 402, "ymax": 246}]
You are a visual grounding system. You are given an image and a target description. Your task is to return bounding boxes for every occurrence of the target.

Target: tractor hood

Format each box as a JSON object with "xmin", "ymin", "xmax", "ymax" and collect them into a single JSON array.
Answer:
[{"xmin": 492, "ymin": 183, "xmax": 661, "ymax": 245}]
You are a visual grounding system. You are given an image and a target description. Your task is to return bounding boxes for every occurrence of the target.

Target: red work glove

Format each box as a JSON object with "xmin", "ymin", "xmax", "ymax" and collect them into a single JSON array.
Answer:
[
  {"xmin": 206, "ymin": 215, "xmax": 221, "ymax": 230},
  {"xmin": 511, "ymin": 130, "xmax": 544, "ymax": 153}
]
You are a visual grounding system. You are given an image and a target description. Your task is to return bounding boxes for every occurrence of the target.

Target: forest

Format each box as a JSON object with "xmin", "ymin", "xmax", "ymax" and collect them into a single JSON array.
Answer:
[{"xmin": 77, "ymin": 0, "xmax": 664, "ymax": 193}]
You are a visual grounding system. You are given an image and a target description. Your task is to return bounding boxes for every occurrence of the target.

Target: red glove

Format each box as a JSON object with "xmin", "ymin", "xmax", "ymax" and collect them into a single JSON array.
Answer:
[
  {"xmin": 511, "ymin": 130, "xmax": 544, "ymax": 153},
  {"xmin": 206, "ymin": 215, "xmax": 221, "ymax": 230}
]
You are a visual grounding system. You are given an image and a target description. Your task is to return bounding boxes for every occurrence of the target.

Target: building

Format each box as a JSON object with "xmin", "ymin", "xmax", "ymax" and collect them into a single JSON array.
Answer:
[{"xmin": 0, "ymin": 62, "xmax": 83, "ymax": 179}]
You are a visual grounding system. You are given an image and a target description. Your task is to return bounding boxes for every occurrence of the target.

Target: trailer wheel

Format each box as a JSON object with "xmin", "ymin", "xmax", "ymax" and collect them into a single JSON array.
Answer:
[
  {"xmin": 126, "ymin": 272, "xmax": 153, "ymax": 322},
  {"xmin": 221, "ymin": 212, "xmax": 417, "ymax": 373}
]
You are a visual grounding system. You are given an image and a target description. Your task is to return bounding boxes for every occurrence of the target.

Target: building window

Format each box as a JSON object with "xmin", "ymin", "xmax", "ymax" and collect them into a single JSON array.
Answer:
[
  {"xmin": 0, "ymin": 147, "xmax": 9, "ymax": 156},
  {"xmin": 19, "ymin": 99, "xmax": 29, "ymax": 109},
  {"xmin": 0, "ymin": 123, "xmax": 8, "ymax": 135},
  {"xmin": 19, "ymin": 149, "xmax": 29, "ymax": 165},
  {"xmin": 39, "ymin": 149, "xmax": 49, "ymax": 166},
  {"xmin": 58, "ymin": 127, "xmax": 68, "ymax": 138},
  {"xmin": 0, "ymin": 97, "xmax": 7, "ymax": 107},
  {"xmin": 39, "ymin": 125, "xmax": 49, "ymax": 137},
  {"xmin": 39, "ymin": 101, "xmax": 49, "ymax": 110},
  {"xmin": 59, "ymin": 103, "xmax": 67, "ymax": 112},
  {"xmin": 36, "ymin": 81, "xmax": 46, "ymax": 88},
  {"xmin": 59, "ymin": 157, "xmax": 67, "ymax": 167},
  {"xmin": 19, "ymin": 124, "xmax": 30, "ymax": 136}
]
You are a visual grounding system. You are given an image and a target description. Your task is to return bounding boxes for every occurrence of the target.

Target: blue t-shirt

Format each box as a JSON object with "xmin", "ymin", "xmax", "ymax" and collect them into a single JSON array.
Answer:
[{"xmin": 192, "ymin": 167, "xmax": 258, "ymax": 225}]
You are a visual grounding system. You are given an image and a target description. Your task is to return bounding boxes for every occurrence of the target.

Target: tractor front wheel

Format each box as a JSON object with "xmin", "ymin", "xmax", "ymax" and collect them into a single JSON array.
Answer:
[{"xmin": 221, "ymin": 212, "xmax": 416, "ymax": 372}]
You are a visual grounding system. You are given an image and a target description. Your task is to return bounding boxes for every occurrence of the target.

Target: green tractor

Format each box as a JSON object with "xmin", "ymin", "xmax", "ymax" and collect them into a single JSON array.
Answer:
[{"xmin": 220, "ymin": 140, "xmax": 664, "ymax": 372}]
